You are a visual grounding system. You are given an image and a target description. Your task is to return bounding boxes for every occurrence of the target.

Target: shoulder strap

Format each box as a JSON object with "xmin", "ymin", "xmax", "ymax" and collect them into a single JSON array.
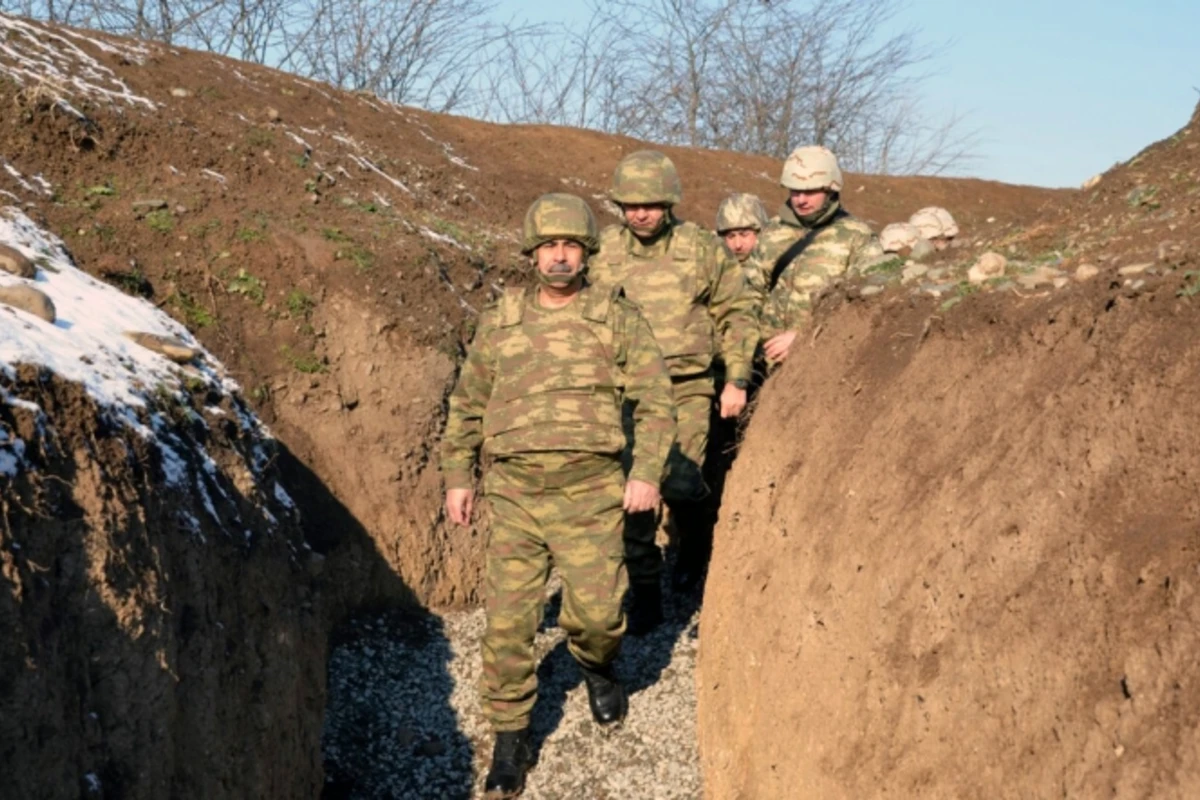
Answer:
[
  {"xmin": 581, "ymin": 284, "xmax": 614, "ymax": 323},
  {"xmin": 600, "ymin": 226, "xmax": 625, "ymax": 266},
  {"xmin": 671, "ymin": 221, "xmax": 699, "ymax": 262},
  {"xmin": 768, "ymin": 209, "xmax": 847, "ymax": 292},
  {"xmin": 497, "ymin": 287, "xmax": 526, "ymax": 327}
]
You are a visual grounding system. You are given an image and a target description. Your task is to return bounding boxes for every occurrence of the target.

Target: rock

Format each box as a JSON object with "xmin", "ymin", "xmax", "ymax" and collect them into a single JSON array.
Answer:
[
  {"xmin": 910, "ymin": 238, "xmax": 936, "ymax": 261},
  {"xmin": 968, "ymin": 251, "xmax": 1008, "ymax": 284},
  {"xmin": 1118, "ymin": 263, "xmax": 1153, "ymax": 276},
  {"xmin": 1075, "ymin": 264, "xmax": 1100, "ymax": 281},
  {"xmin": 170, "ymin": 87, "xmax": 191, "ymax": 98},
  {"xmin": 1081, "ymin": 173, "xmax": 1102, "ymax": 191},
  {"xmin": 0, "ymin": 285, "xmax": 56, "ymax": 322},
  {"xmin": 266, "ymin": 107, "xmax": 281, "ymax": 123},
  {"xmin": 123, "ymin": 331, "xmax": 200, "ymax": 363},
  {"xmin": 901, "ymin": 263, "xmax": 929, "ymax": 284},
  {"xmin": 0, "ymin": 244, "xmax": 37, "ymax": 278},
  {"xmin": 1053, "ymin": 277, "xmax": 1070, "ymax": 289},
  {"xmin": 1016, "ymin": 265, "xmax": 1065, "ymax": 290},
  {"xmin": 860, "ymin": 285, "xmax": 884, "ymax": 297}
]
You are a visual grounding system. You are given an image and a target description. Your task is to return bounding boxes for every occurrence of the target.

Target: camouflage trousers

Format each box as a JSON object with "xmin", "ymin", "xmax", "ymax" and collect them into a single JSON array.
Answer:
[
  {"xmin": 624, "ymin": 377, "xmax": 712, "ymax": 585},
  {"xmin": 481, "ymin": 452, "xmax": 627, "ymax": 731}
]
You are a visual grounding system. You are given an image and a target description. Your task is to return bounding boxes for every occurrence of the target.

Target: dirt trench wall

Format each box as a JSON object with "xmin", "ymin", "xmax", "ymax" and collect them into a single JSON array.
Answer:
[
  {"xmin": 0, "ymin": 371, "xmax": 325, "ymax": 799},
  {"xmin": 698, "ymin": 279, "xmax": 1200, "ymax": 799}
]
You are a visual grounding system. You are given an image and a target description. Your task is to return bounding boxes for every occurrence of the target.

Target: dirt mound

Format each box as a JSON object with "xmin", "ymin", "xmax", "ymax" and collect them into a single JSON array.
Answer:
[
  {"xmin": 698, "ymin": 247, "xmax": 1200, "ymax": 794},
  {"xmin": 0, "ymin": 12, "xmax": 1069, "ymax": 608}
]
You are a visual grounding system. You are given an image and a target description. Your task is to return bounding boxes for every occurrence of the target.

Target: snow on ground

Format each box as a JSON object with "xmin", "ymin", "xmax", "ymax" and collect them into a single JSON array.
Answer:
[
  {"xmin": 0, "ymin": 13, "xmax": 155, "ymax": 113},
  {"xmin": 0, "ymin": 205, "xmax": 286, "ymax": 528}
]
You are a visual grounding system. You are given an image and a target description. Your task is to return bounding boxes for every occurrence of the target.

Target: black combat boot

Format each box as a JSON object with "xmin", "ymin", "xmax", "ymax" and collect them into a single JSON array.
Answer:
[
  {"xmin": 483, "ymin": 729, "xmax": 534, "ymax": 798},
  {"xmin": 668, "ymin": 500, "xmax": 714, "ymax": 594},
  {"xmin": 626, "ymin": 581, "xmax": 663, "ymax": 636},
  {"xmin": 579, "ymin": 662, "xmax": 628, "ymax": 726}
]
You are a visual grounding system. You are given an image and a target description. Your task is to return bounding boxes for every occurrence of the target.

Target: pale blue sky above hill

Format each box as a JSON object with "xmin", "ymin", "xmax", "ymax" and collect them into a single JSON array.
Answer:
[{"xmin": 493, "ymin": 0, "xmax": 1199, "ymax": 188}]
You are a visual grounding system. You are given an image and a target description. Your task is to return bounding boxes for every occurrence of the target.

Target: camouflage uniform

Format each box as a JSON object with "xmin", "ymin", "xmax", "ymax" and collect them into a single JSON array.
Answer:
[
  {"xmin": 591, "ymin": 151, "xmax": 759, "ymax": 587},
  {"xmin": 748, "ymin": 146, "xmax": 884, "ymax": 343},
  {"xmin": 441, "ymin": 281, "xmax": 675, "ymax": 731},
  {"xmin": 751, "ymin": 201, "xmax": 883, "ymax": 338}
]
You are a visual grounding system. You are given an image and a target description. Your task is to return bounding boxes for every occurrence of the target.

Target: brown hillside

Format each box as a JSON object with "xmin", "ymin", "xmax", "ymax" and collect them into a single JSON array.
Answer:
[
  {"xmin": 0, "ymin": 14, "xmax": 1071, "ymax": 613},
  {"xmin": 697, "ymin": 111, "xmax": 1200, "ymax": 796}
]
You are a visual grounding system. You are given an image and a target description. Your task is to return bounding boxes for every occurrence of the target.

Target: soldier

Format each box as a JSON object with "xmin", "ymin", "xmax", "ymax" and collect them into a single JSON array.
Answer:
[
  {"xmin": 909, "ymin": 206, "xmax": 959, "ymax": 250},
  {"xmin": 442, "ymin": 193, "xmax": 677, "ymax": 797},
  {"xmin": 590, "ymin": 150, "xmax": 759, "ymax": 628},
  {"xmin": 752, "ymin": 145, "xmax": 883, "ymax": 365},
  {"xmin": 715, "ymin": 192, "xmax": 769, "ymax": 269}
]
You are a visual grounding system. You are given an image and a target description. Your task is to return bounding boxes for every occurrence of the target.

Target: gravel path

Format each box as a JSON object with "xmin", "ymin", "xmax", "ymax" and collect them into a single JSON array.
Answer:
[{"xmin": 323, "ymin": 579, "xmax": 703, "ymax": 799}]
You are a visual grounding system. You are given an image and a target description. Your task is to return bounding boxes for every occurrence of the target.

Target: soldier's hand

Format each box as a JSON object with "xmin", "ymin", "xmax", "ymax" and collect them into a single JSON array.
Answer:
[
  {"xmin": 623, "ymin": 479, "xmax": 661, "ymax": 514},
  {"xmin": 719, "ymin": 383, "xmax": 747, "ymax": 418},
  {"xmin": 445, "ymin": 488, "xmax": 474, "ymax": 526},
  {"xmin": 763, "ymin": 330, "xmax": 798, "ymax": 362}
]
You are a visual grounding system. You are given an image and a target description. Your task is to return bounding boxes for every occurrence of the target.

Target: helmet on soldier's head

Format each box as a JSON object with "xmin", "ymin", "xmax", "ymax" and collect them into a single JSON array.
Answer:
[
  {"xmin": 609, "ymin": 150, "xmax": 682, "ymax": 206},
  {"xmin": 909, "ymin": 207, "xmax": 958, "ymax": 240},
  {"xmin": 930, "ymin": 207, "xmax": 958, "ymax": 238},
  {"xmin": 716, "ymin": 193, "xmax": 769, "ymax": 233},
  {"xmin": 879, "ymin": 222, "xmax": 921, "ymax": 254},
  {"xmin": 780, "ymin": 145, "xmax": 844, "ymax": 193},
  {"xmin": 521, "ymin": 193, "xmax": 599, "ymax": 255}
]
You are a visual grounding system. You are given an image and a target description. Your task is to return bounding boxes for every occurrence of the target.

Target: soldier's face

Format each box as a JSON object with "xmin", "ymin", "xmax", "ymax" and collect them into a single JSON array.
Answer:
[
  {"xmin": 722, "ymin": 228, "xmax": 758, "ymax": 260},
  {"xmin": 534, "ymin": 239, "xmax": 586, "ymax": 285},
  {"xmin": 622, "ymin": 204, "xmax": 668, "ymax": 236},
  {"xmin": 789, "ymin": 189, "xmax": 829, "ymax": 217}
]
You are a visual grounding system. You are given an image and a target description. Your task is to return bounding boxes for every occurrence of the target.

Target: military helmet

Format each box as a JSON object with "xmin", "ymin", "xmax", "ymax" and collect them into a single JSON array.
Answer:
[
  {"xmin": 716, "ymin": 193, "xmax": 769, "ymax": 233},
  {"xmin": 609, "ymin": 150, "xmax": 682, "ymax": 206},
  {"xmin": 909, "ymin": 206, "xmax": 958, "ymax": 240},
  {"xmin": 521, "ymin": 193, "xmax": 599, "ymax": 254},
  {"xmin": 879, "ymin": 222, "xmax": 921, "ymax": 253},
  {"xmin": 780, "ymin": 145, "xmax": 844, "ymax": 193}
]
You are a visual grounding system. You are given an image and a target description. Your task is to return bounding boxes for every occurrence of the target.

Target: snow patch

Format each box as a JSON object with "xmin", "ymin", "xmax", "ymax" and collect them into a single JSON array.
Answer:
[{"xmin": 0, "ymin": 14, "xmax": 156, "ymax": 111}]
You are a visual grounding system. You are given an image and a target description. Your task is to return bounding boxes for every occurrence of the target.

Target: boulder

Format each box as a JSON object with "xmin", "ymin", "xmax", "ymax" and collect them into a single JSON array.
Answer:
[
  {"xmin": 0, "ymin": 285, "xmax": 56, "ymax": 322},
  {"xmin": 967, "ymin": 251, "xmax": 1008, "ymax": 284},
  {"xmin": 0, "ymin": 244, "xmax": 37, "ymax": 278},
  {"xmin": 123, "ymin": 331, "xmax": 201, "ymax": 363}
]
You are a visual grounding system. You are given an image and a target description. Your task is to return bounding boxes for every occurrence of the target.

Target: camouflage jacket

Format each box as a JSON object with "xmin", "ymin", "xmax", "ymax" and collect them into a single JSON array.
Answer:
[
  {"xmin": 749, "ymin": 200, "xmax": 884, "ymax": 337},
  {"xmin": 590, "ymin": 220, "xmax": 759, "ymax": 384},
  {"xmin": 441, "ymin": 283, "xmax": 677, "ymax": 488}
]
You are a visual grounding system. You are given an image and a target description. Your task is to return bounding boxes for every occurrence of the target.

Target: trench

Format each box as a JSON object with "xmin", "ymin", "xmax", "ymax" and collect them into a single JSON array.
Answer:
[{"xmin": 320, "ymin": 571, "xmax": 705, "ymax": 799}]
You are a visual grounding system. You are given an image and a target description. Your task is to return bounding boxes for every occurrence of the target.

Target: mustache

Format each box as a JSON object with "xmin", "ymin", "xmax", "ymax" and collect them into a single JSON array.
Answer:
[{"xmin": 547, "ymin": 262, "xmax": 575, "ymax": 274}]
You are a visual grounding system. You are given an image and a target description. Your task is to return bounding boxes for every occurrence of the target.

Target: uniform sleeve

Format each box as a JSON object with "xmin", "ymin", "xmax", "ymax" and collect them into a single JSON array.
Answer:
[
  {"xmin": 619, "ymin": 306, "xmax": 678, "ymax": 486},
  {"xmin": 440, "ymin": 317, "xmax": 496, "ymax": 489},
  {"xmin": 705, "ymin": 237, "xmax": 761, "ymax": 383}
]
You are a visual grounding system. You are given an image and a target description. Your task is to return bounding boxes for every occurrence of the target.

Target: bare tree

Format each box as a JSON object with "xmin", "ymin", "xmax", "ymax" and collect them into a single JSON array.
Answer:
[{"xmin": 2, "ymin": 0, "xmax": 978, "ymax": 174}]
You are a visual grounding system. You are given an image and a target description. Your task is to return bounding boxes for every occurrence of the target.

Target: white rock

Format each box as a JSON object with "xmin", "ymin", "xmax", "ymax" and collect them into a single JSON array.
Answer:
[
  {"xmin": 967, "ymin": 251, "xmax": 1008, "ymax": 284},
  {"xmin": 1075, "ymin": 264, "xmax": 1100, "ymax": 281},
  {"xmin": 1117, "ymin": 262, "xmax": 1153, "ymax": 276}
]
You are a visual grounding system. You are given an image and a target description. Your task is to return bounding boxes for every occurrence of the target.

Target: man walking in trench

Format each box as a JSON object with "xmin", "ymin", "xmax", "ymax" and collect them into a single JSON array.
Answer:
[
  {"xmin": 590, "ymin": 150, "xmax": 759, "ymax": 631},
  {"xmin": 441, "ymin": 193, "xmax": 677, "ymax": 797}
]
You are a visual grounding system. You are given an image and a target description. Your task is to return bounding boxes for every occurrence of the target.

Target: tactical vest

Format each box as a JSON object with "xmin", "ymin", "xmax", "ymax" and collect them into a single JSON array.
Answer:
[
  {"xmin": 481, "ymin": 286, "xmax": 628, "ymax": 458},
  {"xmin": 595, "ymin": 222, "xmax": 714, "ymax": 377}
]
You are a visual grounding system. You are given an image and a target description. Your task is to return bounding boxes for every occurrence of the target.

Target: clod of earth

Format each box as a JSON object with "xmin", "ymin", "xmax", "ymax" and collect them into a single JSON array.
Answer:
[
  {"xmin": 123, "ymin": 330, "xmax": 200, "ymax": 363},
  {"xmin": 0, "ymin": 243, "xmax": 37, "ymax": 278},
  {"xmin": 0, "ymin": 284, "xmax": 56, "ymax": 322}
]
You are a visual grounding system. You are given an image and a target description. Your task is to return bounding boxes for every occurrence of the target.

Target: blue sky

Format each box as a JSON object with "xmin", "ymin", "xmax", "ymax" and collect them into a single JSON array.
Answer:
[{"xmin": 492, "ymin": 0, "xmax": 1199, "ymax": 188}]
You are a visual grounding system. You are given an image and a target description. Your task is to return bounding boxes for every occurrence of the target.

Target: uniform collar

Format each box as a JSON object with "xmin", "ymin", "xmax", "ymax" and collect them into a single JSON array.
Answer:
[{"xmin": 777, "ymin": 197, "xmax": 842, "ymax": 231}]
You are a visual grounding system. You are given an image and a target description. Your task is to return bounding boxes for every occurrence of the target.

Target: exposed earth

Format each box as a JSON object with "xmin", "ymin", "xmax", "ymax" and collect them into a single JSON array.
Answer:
[{"xmin": 1, "ymin": 11, "xmax": 1197, "ymax": 800}]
